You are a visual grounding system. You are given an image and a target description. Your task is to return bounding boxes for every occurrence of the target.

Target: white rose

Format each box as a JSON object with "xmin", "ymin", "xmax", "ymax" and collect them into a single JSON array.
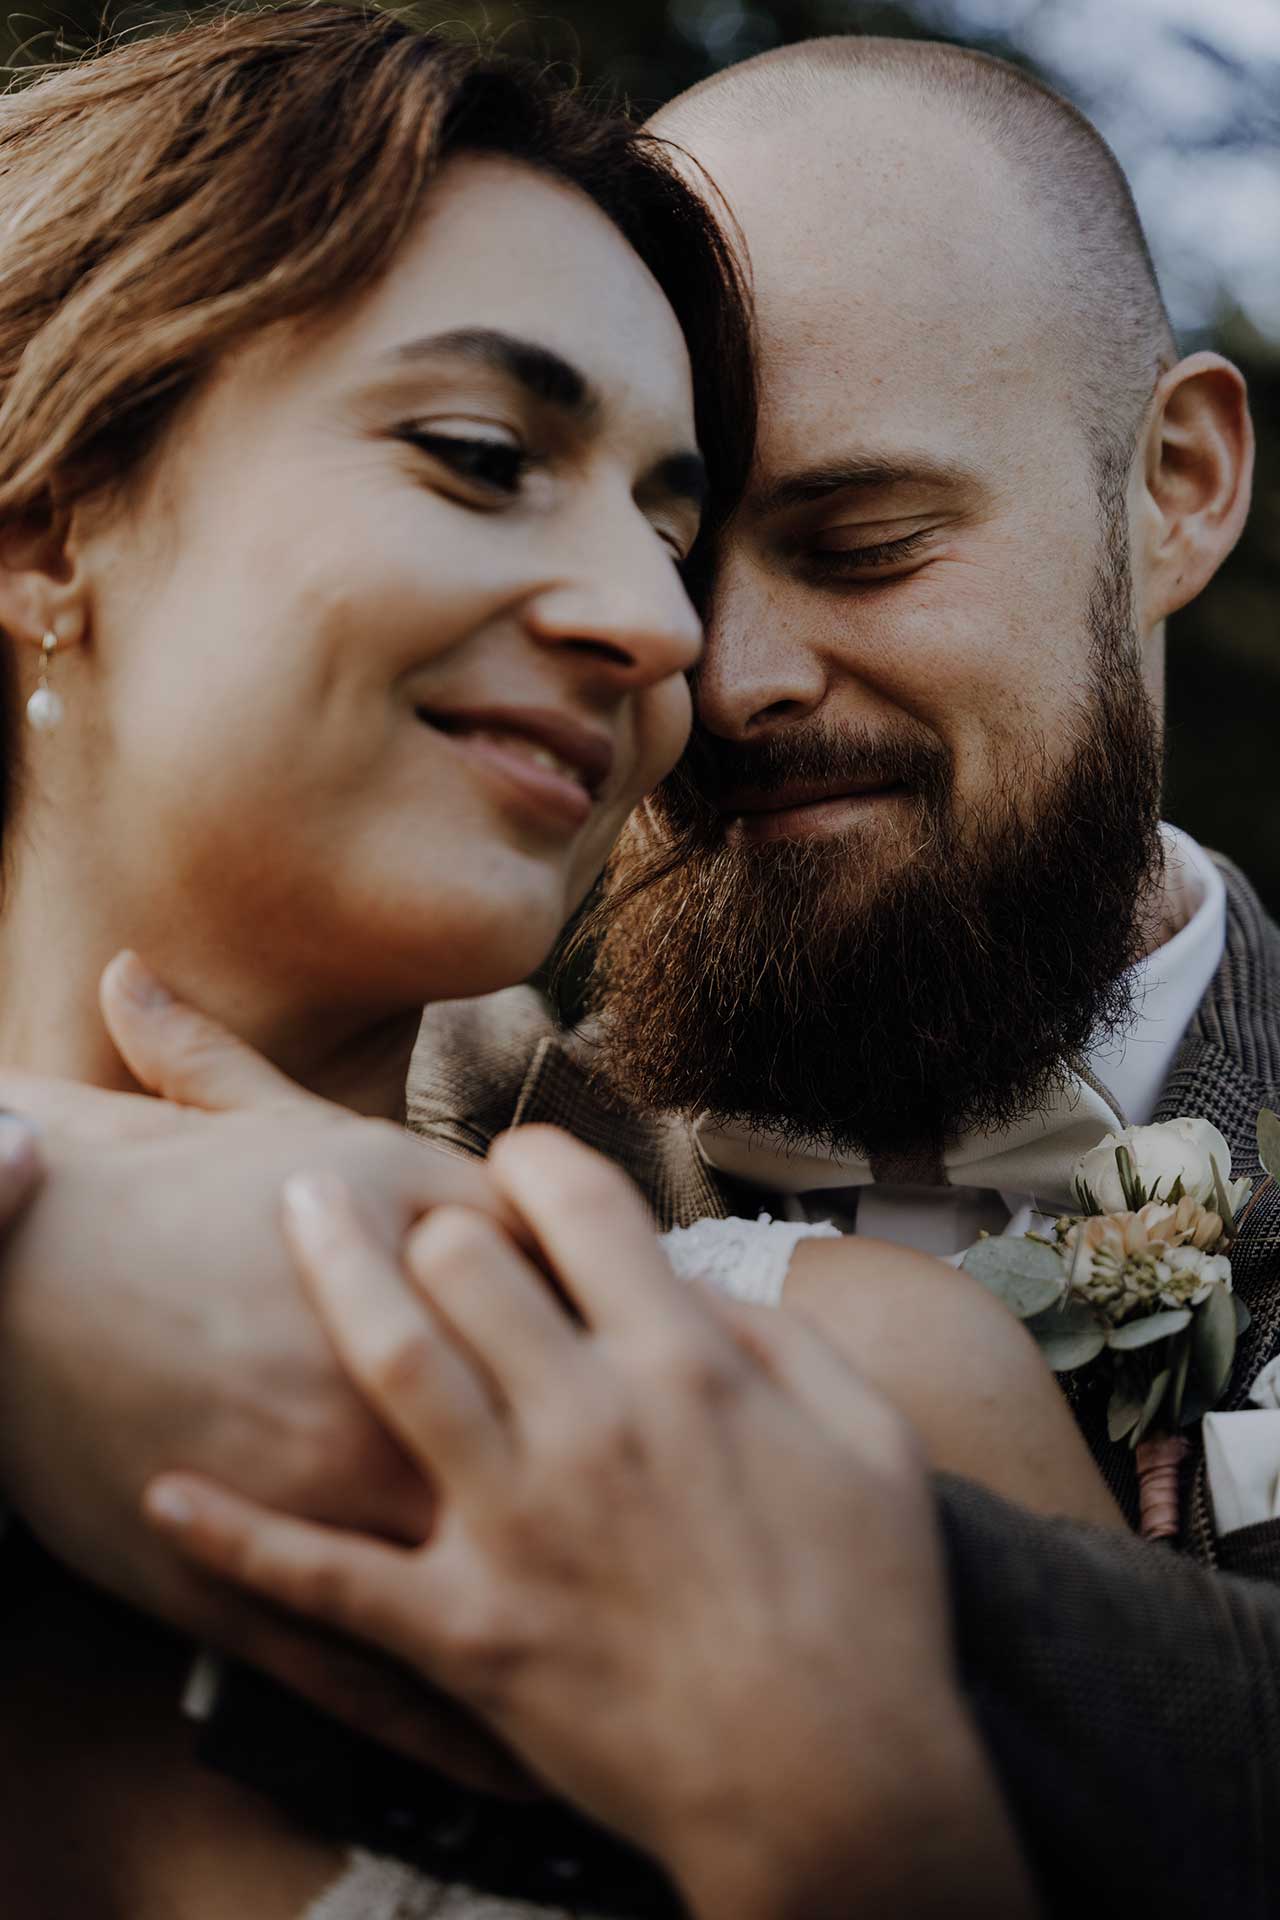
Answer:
[{"xmin": 1074, "ymin": 1117, "xmax": 1235, "ymax": 1213}]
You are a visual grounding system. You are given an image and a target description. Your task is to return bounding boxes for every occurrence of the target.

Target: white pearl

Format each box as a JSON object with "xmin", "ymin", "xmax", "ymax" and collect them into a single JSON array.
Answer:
[{"xmin": 26, "ymin": 685, "xmax": 63, "ymax": 732}]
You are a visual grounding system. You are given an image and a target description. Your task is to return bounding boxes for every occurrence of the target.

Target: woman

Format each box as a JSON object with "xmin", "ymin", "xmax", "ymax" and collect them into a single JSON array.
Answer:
[{"xmin": 0, "ymin": 8, "xmax": 1114, "ymax": 1916}]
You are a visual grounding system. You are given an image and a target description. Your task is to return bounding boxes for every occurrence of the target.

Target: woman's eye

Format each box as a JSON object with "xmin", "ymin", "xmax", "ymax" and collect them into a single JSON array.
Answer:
[{"xmin": 398, "ymin": 426, "xmax": 531, "ymax": 496}]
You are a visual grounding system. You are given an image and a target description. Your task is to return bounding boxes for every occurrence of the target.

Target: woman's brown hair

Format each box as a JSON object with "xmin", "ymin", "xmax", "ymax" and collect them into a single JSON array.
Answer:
[{"xmin": 0, "ymin": 2, "xmax": 755, "ymax": 850}]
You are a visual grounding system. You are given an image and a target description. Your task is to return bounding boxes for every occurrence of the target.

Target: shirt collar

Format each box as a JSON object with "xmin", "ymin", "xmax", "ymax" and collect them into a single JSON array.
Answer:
[{"xmin": 1085, "ymin": 823, "xmax": 1226, "ymax": 1129}]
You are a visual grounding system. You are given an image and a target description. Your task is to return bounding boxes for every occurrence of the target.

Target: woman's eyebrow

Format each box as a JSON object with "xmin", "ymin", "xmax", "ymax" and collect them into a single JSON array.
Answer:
[
  {"xmin": 385, "ymin": 326, "xmax": 600, "ymax": 421},
  {"xmin": 641, "ymin": 450, "xmax": 709, "ymax": 515}
]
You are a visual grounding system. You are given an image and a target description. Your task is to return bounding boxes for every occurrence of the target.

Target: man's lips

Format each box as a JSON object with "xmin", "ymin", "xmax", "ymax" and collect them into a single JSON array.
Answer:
[
  {"xmin": 718, "ymin": 774, "xmax": 909, "ymax": 845},
  {"xmin": 719, "ymin": 773, "xmax": 905, "ymax": 815}
]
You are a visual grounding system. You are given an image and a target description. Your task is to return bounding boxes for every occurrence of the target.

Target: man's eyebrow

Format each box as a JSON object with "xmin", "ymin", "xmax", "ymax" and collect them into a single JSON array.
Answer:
[
  {"xmin": 752, "ymin": 454, "xmax": 979, "ymax": 518},
  {"xmin": 387, "ymin": 327, "xmax": 599, "ymax": 420}
]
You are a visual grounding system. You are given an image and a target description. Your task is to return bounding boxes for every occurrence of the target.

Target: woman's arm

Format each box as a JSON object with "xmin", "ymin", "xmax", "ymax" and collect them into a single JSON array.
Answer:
[
  {"xmin": 782, "ymin": 1238, "xmax": 1125, "ymax": 1530},
  {"xmin": 145, "ymin": 1127, "xmax": 1040, "ymax": 1920}
]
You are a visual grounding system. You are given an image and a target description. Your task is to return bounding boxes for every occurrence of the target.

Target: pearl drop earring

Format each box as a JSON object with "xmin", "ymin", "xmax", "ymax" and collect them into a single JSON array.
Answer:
[{"xmin": 26, "ymin": 631, "xmax": 63, "ymax": 733}]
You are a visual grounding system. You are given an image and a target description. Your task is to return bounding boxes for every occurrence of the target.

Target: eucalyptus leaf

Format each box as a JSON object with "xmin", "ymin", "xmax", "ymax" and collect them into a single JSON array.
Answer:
[
  {"xmin": 1133, "ymin": 1367, "xmax": 1172, "ymax": 1447},
  {"xmin": 1259, "ymin": 1109, "xmax": 1280, "ymax": 1184},
  {"xmin": 1106, "ymin": 1307, "xmax": 1192, "ymax": 1350},
  {"xmin": 960, "ymin": 1237, "xmax": 1065, "ymax": 1319},
  {"xmin": 1107, "ymin": 1383, "xmax": 1146, "ymax": 1442},
  {"xmin": 1025, "ymin": 1298, "xmax": 1107, "ymax": 1371},
  {"xmin": 1233, "ymin": 1296, "xmax": 1253, "ymax": 1336},
  {"xmin": 1191, "ymin": 1282, "xmax": 1238, "ymax": 1406}
]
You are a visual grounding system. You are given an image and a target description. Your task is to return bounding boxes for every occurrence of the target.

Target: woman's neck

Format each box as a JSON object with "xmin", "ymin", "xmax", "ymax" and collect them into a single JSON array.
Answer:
[{"xmin": 0, "ymin": 841, "xmax": 424, "ymax": 1120}]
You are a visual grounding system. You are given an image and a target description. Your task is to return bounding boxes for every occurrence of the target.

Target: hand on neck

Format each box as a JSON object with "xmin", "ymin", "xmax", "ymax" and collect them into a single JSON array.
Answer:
[{"xmin": 0, "ymin": 844, "xmax": 422, "ymax": 1120}]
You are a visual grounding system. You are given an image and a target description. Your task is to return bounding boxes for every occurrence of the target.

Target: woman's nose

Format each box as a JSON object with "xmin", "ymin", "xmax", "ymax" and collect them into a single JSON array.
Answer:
[{"xmin": 523, "ymin": 538, "xmax": 703, "ymax": 691}]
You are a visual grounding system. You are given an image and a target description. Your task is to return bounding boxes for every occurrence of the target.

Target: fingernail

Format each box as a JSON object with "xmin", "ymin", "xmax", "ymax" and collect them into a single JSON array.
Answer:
[
  {"xmin": 114, "ymin": 950, "xmax": 172, "ymax": 1009},
  {"xmin": 0, "ymin": 1114, "xmax": 38, "ymax": 1171},
  {"xmin": 145, "ymin": 1478, "xmax": 195, "ymax": 1528}
]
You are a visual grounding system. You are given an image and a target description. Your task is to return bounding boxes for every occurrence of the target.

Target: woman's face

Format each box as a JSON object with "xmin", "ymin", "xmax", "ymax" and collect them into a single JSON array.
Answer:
[{"xmin": 68, "ymin": 155, "xmax": 705, "ymax": 1003}]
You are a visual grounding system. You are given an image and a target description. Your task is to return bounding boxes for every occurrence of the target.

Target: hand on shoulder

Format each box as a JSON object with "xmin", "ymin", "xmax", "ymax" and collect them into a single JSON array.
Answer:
[{"xmin": 783, "ymin": 1235, "xmax": 1125, "ymax": 1530}]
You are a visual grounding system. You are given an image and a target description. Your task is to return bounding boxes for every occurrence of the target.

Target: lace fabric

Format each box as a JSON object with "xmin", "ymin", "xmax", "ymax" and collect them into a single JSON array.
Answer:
[
  {"xmin": 659, "ymin": 1212, "xmax": 840, "ymax": 1306},
  {"xmin": 305, "ymin": 1849, "xmax": 584, "ymax": 1920}
]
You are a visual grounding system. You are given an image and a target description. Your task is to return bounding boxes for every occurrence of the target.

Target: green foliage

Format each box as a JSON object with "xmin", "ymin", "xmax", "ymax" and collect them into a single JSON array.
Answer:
[
  {"xmin": 1133, "ymin": 1365, "xmax": 1173, "ymax": 1446},
  {"xmin": 1095, "ymin": 1281, "xmax": 1239, "ymax": 1446},
  {"xmin": 1106, "ymin": 1307, "xmax": 1192, "ymax": 1350},
  {"xmin": 1259, "ymin": 1109, "xmax": 1280, "ymax": 1183},
  {"xmin": 1191, "ymin": 1281, "xmax": 1238, "ymax": 1405},
  {"xmin": 1114, "ymin": 1143, "xmax": 1146, "ymax": 1211},
  {"xmin": 1024, "ymin": 1297, "xmax": 1107, "ymax": 1370},
  {"xmin": 960, "ymin": 1234, "xmax": 1065, "ymax": 1317}
]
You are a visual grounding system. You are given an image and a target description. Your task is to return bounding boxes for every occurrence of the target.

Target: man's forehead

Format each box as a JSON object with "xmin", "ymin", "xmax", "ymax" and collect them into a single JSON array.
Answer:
[
  {"xmin": 668, "ymin": 86, "xmax": 1065, "ymax": 466},
  {"xmin": 667, "ymin": 79, "xmax": 1033, "ymax": 256}
]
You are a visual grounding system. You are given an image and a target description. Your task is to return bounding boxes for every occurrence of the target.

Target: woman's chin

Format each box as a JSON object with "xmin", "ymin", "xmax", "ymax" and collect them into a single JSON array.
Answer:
[
  {"xmin": 276, "ymin": 863, "xmax": 576, "ymax": 1009},
  {"xmin": 391, "ymin": 907, "xmax": 564, "ymax": 1004}
]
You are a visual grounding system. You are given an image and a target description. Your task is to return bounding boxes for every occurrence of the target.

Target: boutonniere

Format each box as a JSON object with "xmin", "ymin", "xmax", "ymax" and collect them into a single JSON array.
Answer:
[{"xmin": 964, "ymin": 1112, "xmax": 1280, "ymax": 1541}]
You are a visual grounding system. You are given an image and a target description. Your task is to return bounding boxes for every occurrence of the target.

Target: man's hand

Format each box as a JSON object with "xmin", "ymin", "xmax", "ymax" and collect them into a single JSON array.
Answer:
[
  {"xmin": 144, "ymin": 1129, "xmax": 1039, "ymax": 1920},
  {"xmin": 0, "ymin": 955, "xmax": 527, "ymax": 1787}
]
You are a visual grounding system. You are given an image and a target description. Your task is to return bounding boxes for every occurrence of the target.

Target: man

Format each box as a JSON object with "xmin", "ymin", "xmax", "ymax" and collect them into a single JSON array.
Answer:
[
  {"xmin": 416, "ymin": 35, "xmax": 1277, "ymax": 1550},
  {"xmin": 2, "ymin": 34, "xmax": 1279, "ymax": 1919},
  {"xmin": 402, "ymin": 30, "xmax": 1280, "ymax": 1900}
]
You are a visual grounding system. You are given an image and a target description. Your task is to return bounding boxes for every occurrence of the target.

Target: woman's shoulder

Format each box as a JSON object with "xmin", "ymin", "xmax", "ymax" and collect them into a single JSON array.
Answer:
[{"xmin": 782, "ymin": 1231, "xmax": 1029, "ymax": 1350}]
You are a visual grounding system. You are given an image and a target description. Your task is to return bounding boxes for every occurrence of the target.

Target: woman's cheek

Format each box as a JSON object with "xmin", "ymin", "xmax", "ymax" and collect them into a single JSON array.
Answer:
[{"xmin": 634, "ymin": 676, "xmax": 694, "ymax": 796}]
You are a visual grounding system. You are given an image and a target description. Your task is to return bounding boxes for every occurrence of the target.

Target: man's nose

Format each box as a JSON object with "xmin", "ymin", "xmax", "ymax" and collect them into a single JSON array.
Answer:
[
  {"xmin": 695, "ymin": 553, "xmax": 828, "ymax": 740},
  {"xmin": 524, "ymin": 525, "xmax": 702, "ymax": 694}
]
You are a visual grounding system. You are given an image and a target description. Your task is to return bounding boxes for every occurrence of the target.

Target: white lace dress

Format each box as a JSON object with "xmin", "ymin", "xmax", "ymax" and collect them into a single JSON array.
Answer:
[{"xmin": 300, "ymin": 1214, "xmax": 839, "ymax": 1920}]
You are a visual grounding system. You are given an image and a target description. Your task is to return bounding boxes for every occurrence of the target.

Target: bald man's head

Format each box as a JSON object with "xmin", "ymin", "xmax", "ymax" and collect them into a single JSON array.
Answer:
[
  {"xmin": 654, "ymin": 36, "xmax": 1177, "ymax": 479},
  {"xmin": 588, "ymin": 37, "xmax": 1252, "ymax": 1149}
]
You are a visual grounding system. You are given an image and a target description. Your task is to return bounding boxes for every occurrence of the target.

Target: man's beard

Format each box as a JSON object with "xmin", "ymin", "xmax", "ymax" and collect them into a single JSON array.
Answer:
[{"xmin": 585, "ymin": 525, "xmax": 1166, "ymax": 1160}]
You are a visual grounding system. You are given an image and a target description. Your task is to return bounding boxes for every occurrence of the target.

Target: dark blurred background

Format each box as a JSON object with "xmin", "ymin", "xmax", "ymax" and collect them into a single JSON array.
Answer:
[{"xmin": 6, "ymin": 0, "xmax": 1276, "ymax": 905}]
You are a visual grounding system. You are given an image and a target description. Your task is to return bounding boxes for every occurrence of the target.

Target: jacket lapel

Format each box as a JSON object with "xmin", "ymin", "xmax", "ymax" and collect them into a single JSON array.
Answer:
[
  {"xmin": 511, "ymin": 1034, "xmax": 731, "ymax": 1227},
  {"xmin": 1073, "ymin": 859, "xmax": 1280, "ymax": 1551}
]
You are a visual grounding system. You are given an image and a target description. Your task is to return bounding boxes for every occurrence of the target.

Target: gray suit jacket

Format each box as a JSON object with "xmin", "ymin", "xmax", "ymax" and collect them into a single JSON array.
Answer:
[{"xmin": 407, "ymin": 854, "xmax": 1280, "ymax": 1915}]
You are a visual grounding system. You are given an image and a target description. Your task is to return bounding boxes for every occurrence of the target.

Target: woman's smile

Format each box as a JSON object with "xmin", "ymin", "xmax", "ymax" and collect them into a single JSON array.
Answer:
[{"xmin": 416, "ymin": 703, "xmax": 616, "ymax": 833}]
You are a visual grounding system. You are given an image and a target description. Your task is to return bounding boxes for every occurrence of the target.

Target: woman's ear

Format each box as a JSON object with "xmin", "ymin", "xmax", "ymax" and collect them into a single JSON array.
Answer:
[
  {"xmin": 0, "ymin": 503, "xmax": 88, "ymax": 653},
  {"xmin": 1134, "ymin": 351, "xmax": 1253, "ymax": 627}
]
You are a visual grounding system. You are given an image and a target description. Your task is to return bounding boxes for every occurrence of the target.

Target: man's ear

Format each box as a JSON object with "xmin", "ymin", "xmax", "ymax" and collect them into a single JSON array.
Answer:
[
  {"xmin": 0, "ymin": 502, "xmax": 88, "ymax": 654},
  {"xmin": 1136, "ymin": 351, "xmax": 1253, "ymax": 627}
]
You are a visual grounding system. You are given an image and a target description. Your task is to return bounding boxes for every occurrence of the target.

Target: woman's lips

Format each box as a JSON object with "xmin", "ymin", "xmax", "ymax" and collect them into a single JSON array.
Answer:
[{"xmin": 418, "ymin": 710, "xmax": 606, "ymax": 832}]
